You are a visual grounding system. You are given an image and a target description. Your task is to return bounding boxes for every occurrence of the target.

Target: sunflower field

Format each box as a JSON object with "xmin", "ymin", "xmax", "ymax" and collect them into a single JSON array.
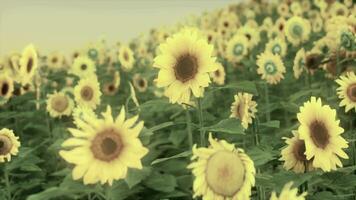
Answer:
[{"xmin": 1, "ymin": 0, "xmax": 356, "ymax": 199}]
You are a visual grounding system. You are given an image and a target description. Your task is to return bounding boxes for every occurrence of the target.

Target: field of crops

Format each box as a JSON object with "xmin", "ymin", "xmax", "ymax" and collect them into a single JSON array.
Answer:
[{"xmin": 0, "ymin": 0, "xmax": 356, "ymax": 199}]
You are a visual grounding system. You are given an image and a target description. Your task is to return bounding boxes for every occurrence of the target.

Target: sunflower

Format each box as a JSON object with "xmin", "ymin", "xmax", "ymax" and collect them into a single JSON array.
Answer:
[
  {"xmin": 280, "ymin": 131, "xmax": 314, "ymax": 173},
  {"xmin": 118, "ymin": 45, "xmax": 134, "ymax": 71},
  {"xmin": 133, "ymin": 74, "xmax": 148, "ymax": 93},
  {"xmin": 312, "ymin": 16, "xmax": 323, "ymax": 33},
  {"xmin": 275, "ymin": 17, "xmax": 287, "ymax": 37},
  {"xmin": 0, "ymin": 128, "xmax": 20, "ymax": 163},
  {"xmin": 335, "ymin": 72, "xmax": 356, "ymax": 112},
  {"xmin": 153, "ymin": 28, "xmax": 217, "ymax": 104},
  {"xmin": 290, "ymin": 2, "xmax": 303, "ymax": 16},
  {"xmin": 226, "ymin": 34, "xmax": 249, "ymax": 63},
  {"xmin": 0, "ymin": 74, "xmax": 14, "ymax": 103},
  {"xmin": 277, "ymin": 3, "xmax": 290, "ymax": 18},
  {"xmin": 237, "ymin": 26, "xmax": 260, "ymax": 49},
  {"xmin": 270, "ymin": 182, "xmax": 307, "ymax": 200},
  {"xmin": 285, "ymin": 16, "xmax": 311, "ymax": 46},
  {"xmin": 210, "ymin": 63, "xmax": 225, "ymax": 86},
  {"xmin": 46, "ymin": 92, "xmax": 74, "ymax": 118},
  {"xmin": 204, "ymin": 30, "xmax": 218, "ymax": 45},
  {"xmin": 230, "ymin": 92, "xmax": 257, "ymax": 129},
  {"xmin": 260, "ymin": 17, "xmax": 273, "ymax": 33},
  {"xmin": 74, "ymin": 76, "xmax": 102, "ymax": 109},
  {"xmin": 297, "ymin": 97, "xmax": 349, "ymax": 172},
  {"xmin": 103, "ymin": 82, "xmax": 118, "ymax": 96},
  {"xmin": 70, "ymin": 56, "xmax": 96, "ymax": 78},
  {"xmin": 265, "ymin": 37, "xmax": 287, "ymax": 57},
  {"xmin": 257, "ymin": 52, "xmax": 286, "ymax": 85},
  {"xmin": 72, "ymin": 105, "xmax": 97, "ymax": 128},
  {"xmin": 47, "ymin": 52, "xmax": 65, "ymax": 71},
  {"xmin": 293, "ymin": 48, "xmax": 306, "ymax": 79},
  {"xmin": 19, "ymin": 44, "xmax": 38, "ymax": 84},
  {"xmin": 59, "ymin": 106, "xmax": 148, "ymax": 185},
  {"xmin": 187, "ymin": 134, "xmax": 255, "ymax": 200}
]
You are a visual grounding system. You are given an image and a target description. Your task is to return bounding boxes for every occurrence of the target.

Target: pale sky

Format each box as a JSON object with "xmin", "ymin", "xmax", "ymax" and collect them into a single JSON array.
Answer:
[{"xmin": 0, "ymin": 0, "xmax": 235, "ymax": 56}]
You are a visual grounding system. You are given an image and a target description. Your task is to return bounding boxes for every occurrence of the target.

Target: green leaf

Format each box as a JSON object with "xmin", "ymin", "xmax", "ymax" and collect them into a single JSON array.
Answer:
[
  {"xmin": 259, "ymin": 120, "xmax": 280, "ymax": 128},
  {"xmin": 248, "ymin": 146, "xmax": 276, "ymax": 166},
  {"xmin": 125, "ymin": 167, "xmax": 152, "ymax": 189},
  {"xmin": 202, "ymin": 118, "xmax": 245, "ymax": 134},
  {"xmin": 144, "ymin": 172, "xmax": 177, "ymax": 193},
  {"xmin": 151, "ymin": 151, "xmax": 191, "ymax": 165},
  {"xmin": 27, "ymin": 187, "xmax": 69, "ymax": 200},
  {"xmin": 148, "ymin": 121, "xmax": 175, "ymax": 133}
]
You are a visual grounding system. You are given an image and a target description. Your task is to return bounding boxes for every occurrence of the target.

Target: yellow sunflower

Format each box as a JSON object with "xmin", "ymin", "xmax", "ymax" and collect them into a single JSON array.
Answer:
[
  {"xmin": 270, "ymin": 182, "xmax": 307, "ymax": 200},
  {"xmin": 0, "ymin": 128, "xmax": 20, "ymax": 163},
  {"xmin": 72, "ymin": 105, "xmax": 97, "ymax": 128},
  {"xmin": 74, "ymin": 76, "xmax": 102, "ymax": 109},
  {"xmin": 188, "ymin": 134, "xmax": 255, "ymax": 200},
  {"xmin": 118, "ymin": 45, "xmax": 134, "ymax": 72},
  {"xmin": 275, "ymin": 17, "xmax": 287, "ymax": 37},
  {"xmin": 153, "ymin": 28, "xmax": 217, "ymax": 104},
  {"xmin": 265, "ymin": 37, "xmax": 287, "ymax": 57},
  {"xmin": 0, "ymin": 74, "xmax": 14, "ymax": 102},
  {"xmin": 237, "ymin": 26, "xmax": 260, "ymax": 49},
  {"xmin": 280, "ymin": 131, "xmax": 314, "ymax": 173},
  {"xmin": 297, "ymin": 97, "xmax": 349, "ymax": 172},
  {"xmin": 230, "ymin": 92, "xmax": 257, "ymax": 129},
  {"xmin": 293, "ymin": 48, "xmax": 306, "ymax": 79},
  {"xmin": 257, "ymin": 52, "xmax": 286, "ymax": 85},
  {"xmin": 133, "ymin": 74, "xmax": 148, "ymax": 93},
  {"xmin": 19, "ymin": 44, "xmax": 38, "ymax": 84},
  {"xmin": 209, "ymin": 63, "xmax": 225, "ymax": 86},
  {"xmin": 47, "ymin": 52, "xmax": 65, "ymax": 71},
  {"xmin": 70, "ymin": 56, "xmax": 96, "ymax": 78},
  {"xmin": 285, "ymin": 16, "xmax": 311, "ymax": 46},
  {"xmin": 335, "ymin": 72, "xmax": 356, "ymax": 112},
  {"xmin": 226, "ymin": 34, "xmax": 249, "ymax": 63},
  {"xmin": 46, "ymin": 92, "xmax": 75, "ymax": 118},
  {"xmin": 60, "ymin": 106, "xmax": 148, "ymax": 185},
  {"xmin": 290, "ymin": 2, "xmax": 303, "ymax": 16},
  {"xmin": 277, "ymin": 3, "xmax": 290, "ymax": 18}
]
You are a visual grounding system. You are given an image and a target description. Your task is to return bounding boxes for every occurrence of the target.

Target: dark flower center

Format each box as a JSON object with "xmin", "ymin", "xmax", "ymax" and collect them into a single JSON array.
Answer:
[
  {"xmin": 0, "ymin": 135, "xmax": 12, "ymax": 155},
  {"xmin": 90, "ymin": 128, "xmax": 123, "ymax": 162},
  {"xmin": 174, "ymin": 54, "xmax": 198, "ymax": 83},
  {"xmin": 293, "ymin": 140, "xmax": 307, "ymax": 161},
  {"xmin": 80, "ymin": 86, "xmax": 94, "ymax": 101},
  {"xmin": 52, "ymin": 57, "xmax": 58, "ymax": 63},
  {"xmin": 306, "ymin": 54, "xmax": 322, "ymax": 70},
  {"xmin": 138, "ymin": 79, "xmax": 145, "ymax": 87},
  {"xmin": 51, "ymin": 95, "xmax": 69, "ymax": 112},
  {"xmin": 309, "ymin": 121, "xmax": 329, "ymax": 149},
  {"xmin": 123, "ymin": 52, "xmax": 129, "ymax": 61},
  {"xmin": 81, "ymin": 64, "xmax": 87, "ymax": 70},
  {"xmin": 27, "ymin": 57, "xmax": 34, "ymax": 73},
  {"xmin": 347, "ymin": 83, "xmax": 356, "ymax": 102},
  {"xmin": 1, "ymin": 82, "xmax": 9, "ymax": 96}
]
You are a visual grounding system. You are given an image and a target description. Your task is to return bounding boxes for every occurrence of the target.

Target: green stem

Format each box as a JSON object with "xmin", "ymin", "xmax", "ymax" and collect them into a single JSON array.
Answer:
[
  {"xmin": 185, "ymin": 109, "xmax": 193, "ymax": 149},
  {"xmin": 264, "ymin": 83, "xmax": 271, "ymax": 122},
  {"xmin": 253, "ymin": 118, "xmax": 264, "ymax": 199},
  {"xmin": 197, "ymin": 98, "xmax": 205, "ymax": 147},
  {"xmin": 4, "ymin": 168, "xmax": 11, "ymax": 200}
]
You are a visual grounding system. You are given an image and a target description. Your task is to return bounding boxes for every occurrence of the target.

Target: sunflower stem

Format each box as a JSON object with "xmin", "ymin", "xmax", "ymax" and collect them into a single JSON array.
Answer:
[
  {"xmin": 253, "ymin": 118, "xmax": 264, "ymax": 199},
  {"xmin": 197, "ymin": 98, "xmax": 205, "ymax": 147},
  {"xmin": 185, "ymin": 109, "xmax": 193, "ymax": 149},
  {"xmin": 4, "ymin": 168, "xmax": 11, "ymax": 200},
  {"xmin": 264, "ymin": 83, "xmax": 271, "ymax": 122}
]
